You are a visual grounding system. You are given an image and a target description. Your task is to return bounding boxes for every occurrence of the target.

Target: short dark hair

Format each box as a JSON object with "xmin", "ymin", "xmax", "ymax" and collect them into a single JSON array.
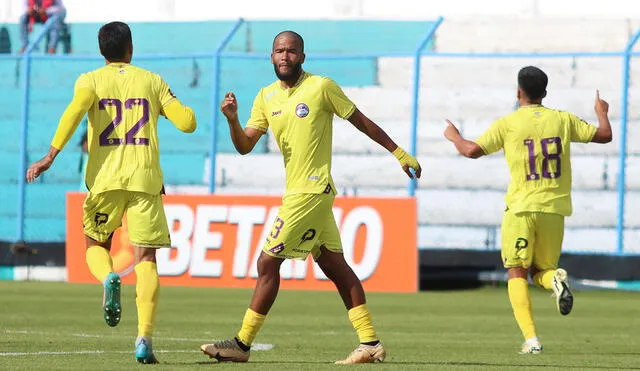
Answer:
[
  {"xmin": 272, "ymin": 30, "xmax": 304, "ymax": 53},
  {"xmin": 98, "ymin": 21, "xmax": 132, "ymax": 61},
  {"xmin": 518, "ymin": 66, "xmax": 548, "ymax": 100}
]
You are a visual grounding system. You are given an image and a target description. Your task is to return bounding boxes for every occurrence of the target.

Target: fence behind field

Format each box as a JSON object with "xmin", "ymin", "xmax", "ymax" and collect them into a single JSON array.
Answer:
[{"xmin": 1, "ymin": 17, "xmax": 639, "ymax": 255}]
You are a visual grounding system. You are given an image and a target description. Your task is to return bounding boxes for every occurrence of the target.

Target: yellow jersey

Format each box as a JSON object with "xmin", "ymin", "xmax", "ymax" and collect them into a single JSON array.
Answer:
[
  {"xmin": 475, "ymin": 105, "xmax": 597, "ymax": 216},
  {"xmin": 68, "ymin": 63, "xmax": 177, "ymax": 195},
  {"xmin": 246, "ymin": 72, "xmax": 356, "ymax": 195}
]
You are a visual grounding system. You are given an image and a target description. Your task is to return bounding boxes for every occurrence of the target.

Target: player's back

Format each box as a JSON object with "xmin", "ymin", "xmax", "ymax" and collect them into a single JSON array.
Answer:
[
  {"xmin": 82, "ymin": 63, "xmax": 175, "ymax": 195},
  {"xmin": 499, "ymin": 105, "xmax": 595, "ymax": 216}
]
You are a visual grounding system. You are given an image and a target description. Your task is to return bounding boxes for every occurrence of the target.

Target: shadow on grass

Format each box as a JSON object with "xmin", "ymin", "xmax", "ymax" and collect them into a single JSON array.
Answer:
[
  {"xmin": 164, "ymin": 360, "xmax": 640, "ymax": 369},
  {"xmin": 388, "ymin": 361, "xmax": 640, "ymax": 369}
]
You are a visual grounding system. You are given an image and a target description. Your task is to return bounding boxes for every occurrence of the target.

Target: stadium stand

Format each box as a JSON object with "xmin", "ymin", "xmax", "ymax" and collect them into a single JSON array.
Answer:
[
  {"xmin": 0, "ymin": 20, "xmax": 433, "ymax": 241},
  {"xmin": 1, "ymin": 18, "xmax": 638, "ymax": 254}
]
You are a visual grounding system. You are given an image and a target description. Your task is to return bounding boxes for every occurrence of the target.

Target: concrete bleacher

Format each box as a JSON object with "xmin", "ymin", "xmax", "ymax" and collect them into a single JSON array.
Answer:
[
  {"xmin": 0, "ymin": 20, "xmax": 435, "ymax": 242},
  {"xmin": 1, "ymin": 18, "xmax": 637, "ymax": 254},
  {"xmin": 209, "ymin": 18, "xmax": 640, "ymax": 254}
]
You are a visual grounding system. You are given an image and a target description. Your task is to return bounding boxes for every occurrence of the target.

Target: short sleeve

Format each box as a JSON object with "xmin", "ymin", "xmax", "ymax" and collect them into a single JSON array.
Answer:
[
  {"xmin": 321, "ymin": 78, "xmax": 356, "ymax": 119},
  {"xmin": 568, "ymin": 113, "xmax": 597, "ymax": 143},
  {"xmin": 157, "ymin": 76, "xmax": 177, "ymax": 107},
  {"xmin": 475, "ymin": 118, "xmax": 505, "ymax": 155},
  {"xmin": 246, "ymin": 90, "xmax": 268, "ymax": 132}
]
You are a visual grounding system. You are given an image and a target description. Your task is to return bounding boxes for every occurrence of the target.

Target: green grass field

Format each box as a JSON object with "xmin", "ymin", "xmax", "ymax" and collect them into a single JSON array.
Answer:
[{"xmin": 1, "ymin": 281, "xmax": 640, "ymax": 370}]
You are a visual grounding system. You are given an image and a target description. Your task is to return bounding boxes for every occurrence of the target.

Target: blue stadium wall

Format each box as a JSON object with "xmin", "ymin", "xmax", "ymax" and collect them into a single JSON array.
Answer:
[
  {"xmin": 2, "ymin": 20, "xmax": 634, "ymax": 284},
  {"xmin": 0, "ymin": 20, "xmax": 433, "ymax": 243}
]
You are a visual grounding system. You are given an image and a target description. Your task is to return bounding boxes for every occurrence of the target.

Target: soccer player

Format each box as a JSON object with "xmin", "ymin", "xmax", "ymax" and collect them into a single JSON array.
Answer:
[
  {"xmin": 25, "ymin": 21, "xmax": 196, "ymax": 364},
  {"xmin": 200, "ymin": 30, "xmax": 421, "ymax": 364},
  {"xmin": 444, "ymin": 66, "xmax": 612, "ymax": 354}
]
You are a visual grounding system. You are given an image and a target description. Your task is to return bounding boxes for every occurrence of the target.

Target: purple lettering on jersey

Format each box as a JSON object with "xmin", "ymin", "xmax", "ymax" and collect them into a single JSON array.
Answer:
[
  {"xmin": 541, "ymin": 136, "xmax": 562, "ymax": 179},
  {"xmin": 523, "ymin": 137, "xmax": 563, "ymax": 181},
  {"xmin": 125, "ymin": 98, "xmax": 150, "ymax": 145},
  {"xmin": 524, "ymin": 138, "xmax": 540, "ymax": 181},
  {"xmin": 98, "ymin": 98, "xmax": 124, "ymax": 146},
  {"xmin": 270, "ymin": 217, "xmax": 285, "ymax": 239},
  {"xmin": 98, "ymin": 98, "xmax": 150, "ymax": 146}
]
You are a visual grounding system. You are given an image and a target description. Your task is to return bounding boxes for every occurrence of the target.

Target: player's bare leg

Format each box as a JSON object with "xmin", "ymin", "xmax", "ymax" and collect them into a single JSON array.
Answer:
[
  {"xmin": 134, "ymin": 246, "xmax": 160, "ymax": 364},
  {"xmin": 508, "ymin": 267, "xmax": 542, "ymax": 354},
  {"xmin": 248, "ymin": 252, "xmax": 285, "ymax": 314},
  {"xmin": 201, "ymin": 252, "xmax": 283, "ymax": 362},
  {"xmin": 316, "ymin": 247, "xmax": 386, "ymax": 364},
  {"xmin": 84, "ymin": 235, "xmax": 122, "ymax": 327}
]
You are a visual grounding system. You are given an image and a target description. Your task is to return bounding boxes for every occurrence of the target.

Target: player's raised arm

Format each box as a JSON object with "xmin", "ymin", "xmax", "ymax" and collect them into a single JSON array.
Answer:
[
  {"xmin": 163, "ymin": 100, "xmax": 196, "ymax": 133},
  {"xmin": 444, "ymin": 119, "xmax": 485, "ymax": 159},
  {"xmin": 591, "ymin": 90, "xmax": 612, "ymax": 143},
  {"xmin": 347, "ymin": 108, "xmax": 421, "ymax": 179},
  {"xmin": 222, "ymin": 92, "xmax": 264, "ymax": 155},
  {"xmin": 26, "ymin": 77, "xmax": 95, "ymax": 182}
]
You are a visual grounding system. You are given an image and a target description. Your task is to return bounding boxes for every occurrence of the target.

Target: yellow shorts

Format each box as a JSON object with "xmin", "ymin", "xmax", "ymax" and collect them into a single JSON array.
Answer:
[
  {"xmin": 263, "ymin": 192, "xmax": 342, "ymax": 260},
  {"xmin": 501, "ymin": 209, "xmax": 564, "ymax": 270},
  {"xmin": 83, "ymin": 190, "xmax": 171, "ymax": 248}
]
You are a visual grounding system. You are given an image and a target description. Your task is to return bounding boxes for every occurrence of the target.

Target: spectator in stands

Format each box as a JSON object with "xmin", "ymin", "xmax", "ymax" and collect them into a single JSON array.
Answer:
[
  {"xmin": 200, "ymin": 30, "xmax": 421, "ymax": 364},
  {"xmin": 444, "ymin": 66, "xmax": 612, "ymax": 355},
  {"xmin": 18, "ymin": 0, "xmax": 66, "ymax": 54}
]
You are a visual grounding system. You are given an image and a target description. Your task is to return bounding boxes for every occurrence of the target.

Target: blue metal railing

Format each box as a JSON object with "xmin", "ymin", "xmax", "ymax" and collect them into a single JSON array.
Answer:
[
  {"xmin": 9, "ymin": 18, "xmax": 638, "ymax": 255},
  {"xmin": 16, "ymin": 14, "xmax": 60, "ymax": 242},
  {"xmin": 616, "ymin": 29, "xmax": 640, "ymax": 253},
  {"xmin": 409, "ymin": 16, "xmax": 443, "ymax": 196},
  {"xmin": 208, "ymin": 18, "xmax": 245, "ymax": 193}
]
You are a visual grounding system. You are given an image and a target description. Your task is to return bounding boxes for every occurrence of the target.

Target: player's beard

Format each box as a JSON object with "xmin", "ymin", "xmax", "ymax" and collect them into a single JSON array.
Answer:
[{"xmin": 274, "ymin": 62, "xmax": 302, "ymax": 83}]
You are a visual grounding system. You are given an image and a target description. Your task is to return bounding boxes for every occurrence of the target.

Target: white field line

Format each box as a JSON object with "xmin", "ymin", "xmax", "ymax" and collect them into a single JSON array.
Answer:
[
  {"xmin": 2, "ymin": 329, "xmax": 274, "ymax": 356},
  {"xmin": 0, "ymin": 350, "xmax": 197, "ymax": 357}
]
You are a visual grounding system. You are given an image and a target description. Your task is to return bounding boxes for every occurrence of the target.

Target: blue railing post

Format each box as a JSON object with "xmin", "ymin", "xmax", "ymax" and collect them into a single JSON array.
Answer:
[
  {"xmin": 208, "ymin": 18, "xmax": 244, "ymax": 194},
  {"xmin": 616, "ymin": 27, "xmax": 640, "ymax": 254},
  {"xmin": 16, "ymin": 15, "xmax": 60, "ymax": 242},
  {"xmin": 408, "ymin": 16, "xmax": 443, "ymax": 197}
]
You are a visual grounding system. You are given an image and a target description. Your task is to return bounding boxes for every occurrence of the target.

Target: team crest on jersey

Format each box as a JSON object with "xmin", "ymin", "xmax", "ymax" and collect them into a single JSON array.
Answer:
[{"xmin": 295, "ymin": 103, "xmax": 310, "ymax": 118}]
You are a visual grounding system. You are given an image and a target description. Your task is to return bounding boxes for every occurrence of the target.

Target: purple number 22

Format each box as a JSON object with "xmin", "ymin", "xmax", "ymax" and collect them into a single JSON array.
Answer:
[
  {"xmin": 524, "ymin": 136, "xmax": 562, "ymax": 181},
  {"xmin": 99, "ymin": 98, "xmax": 150, "ymax": 146}
]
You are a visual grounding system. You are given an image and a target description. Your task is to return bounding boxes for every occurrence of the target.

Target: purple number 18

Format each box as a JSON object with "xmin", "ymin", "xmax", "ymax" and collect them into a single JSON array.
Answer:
[
  {"xmin": 524, "ymin": 136, "xmax": 562, "ymax": 181},
  {"xmin": 99, "ymin": 98, "xmax": 150, "ymax": 146}
]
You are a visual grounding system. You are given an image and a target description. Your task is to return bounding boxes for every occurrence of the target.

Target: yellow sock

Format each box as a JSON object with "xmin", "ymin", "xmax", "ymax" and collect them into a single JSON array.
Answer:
[
  {"xmin": 135, "ymin": 261, "xmax": 159, "ymax": 338},
  {"xmin": 508, "ymin": 278, "xmax": 536, "ymax": 340},
  {"xmin": 533, "ymin": 270, "xmax": 555, "ymax": 290},
  {"xmin": 85, "ymin": 246, "xmax": 113, "ymax": 282},
  {"xmin": 236, "ymin": 308, "xmax": 266, "ymax": 346},
  {"xmin": 348, "ymin": 304, "xmax": 378, "ymax": 343}
]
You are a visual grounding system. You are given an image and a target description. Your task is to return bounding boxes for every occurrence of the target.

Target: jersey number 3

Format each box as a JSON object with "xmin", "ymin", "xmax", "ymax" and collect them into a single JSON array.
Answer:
[
  {"xmin": 98, "ymin": 98, "xmax": 150, "ymax": 146},
  {"xmin": 524, "ymin": 137, "xmax": 562, "ymax": 181}
]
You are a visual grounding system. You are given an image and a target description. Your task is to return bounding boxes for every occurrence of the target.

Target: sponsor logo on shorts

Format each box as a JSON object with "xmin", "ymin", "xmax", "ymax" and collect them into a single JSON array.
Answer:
[
  {"xmin": 515, "ymin": 237, "xmax": 528, "ymax": 250},
  {"xmin": 272, "ymin": 110, "xmax": 281, "ymax": 117},
  {"xmin": 269, "ymin": 242, "xmax": 285, "ymax": 255},
  {"xmin": 94, "ymin": 212, "xmax": 109, "ymax": 226},
  {"xmin": 301, "ymin": 229, "xmax": 316, "ymax": 242},
  {"xmin": 295, "ymin": 103, "xmax": 309, "ymax": 118}
]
